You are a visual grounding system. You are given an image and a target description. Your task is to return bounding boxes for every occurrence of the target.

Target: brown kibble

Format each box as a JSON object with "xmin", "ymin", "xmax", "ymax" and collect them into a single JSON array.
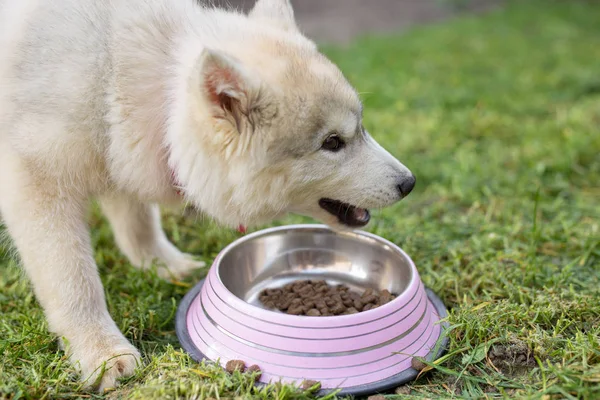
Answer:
[
  {"xmin": 411, "ymin": 357, "xmax": 427, "ymax": 371},
  {"xmin": 309, "ymin": 292, "xmax": 323, "ymax": 300},
  {"xmin": 247, "ymin": 364, "xmax": 262, "ymax": 381},
  {"xmin": 304, "ymin": 291, "xmax": 317, "ymax": 300},
  {"xmin": 306, "ymin": 308, "xmax": 321, "ymax": 316},
  {"xmin": 315, "ymin": 300, "xmax": 326, "ymax": 309},
  {"xmin": 331, "ymin": 293, "xmax": 342, "ymax": 302},
  {"xmin": 299, "ymin": 285, "xmax": 313, "ymax": 295},
  {"xmin": 302, "ymin": 299, "xmax": 315, "ymax": 308},
  {"xmin": 362, "ymin": 288, "xmax": 374, "ymax": 297},
  {"xmin": 344, "ymin": 307, "xmax": 359, "ymax": 314},
  {"xmin": 301, "ymin": 380, "xmax": 321, "ymax": 391},
  {"xmin": 313, "ymin": 285, "xmax": 327, "ymax": 293},
  {"xmin": 264, "ymin": 300, "xmax": 275, "ymax": 309},
  {"xmin": 287, "ymin": 306, "xmax": 304, "ymax": 315},
  {"xmin": 325, "ymin": 298, "xmax": 336, "ymax": 307},
  {"xmin": 367, "ymin": 395, "xmax": 386, "ymax": 400},
  {"xmin": 395, "ymin": 386, "xmax": 411, "ymax": 395},
  {"xmin": 317, "ymin": 285, "xmax": 329, "ymax": 293},
  {"xmin": 380, "ymin": 289, "xmax": 393, "ymax": 304},
  {"xmin": 353, "ymin": 298, "xmax": 364, "ymax": 310},
  {"xmin": 343, "ymin": 299, "xmax": 354, "ymax": 307},
  {"xmin": 363, "ymin": 303, "xmax": 374, "ymax": 311},
  {"xmin": 277, "ymin": 299, "xmax": 292, "ymax": 311},
  {"xmin": 350, "ymin": 293, "xmax": 361, "ymax": 302},
  {"xmin": 291, "ymin": 298, "xmax": 303, "ymax": 306},
  {"xmin": 362, "ymin": 294, "xmax": 378, "ymax": 304},
  {"xmin": 292, "ymin": 284, "xmax": 305, "ymax": 293},
  {"xmin": 330, "ymin": 303, "xmax": 346, "ymax": 315},
  {"xmin": 225, "ymin": 360, "xmax": 246, "ymax": 373}
]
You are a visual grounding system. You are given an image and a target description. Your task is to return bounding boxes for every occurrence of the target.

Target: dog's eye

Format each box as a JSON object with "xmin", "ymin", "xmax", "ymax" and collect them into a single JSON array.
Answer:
[{"xmin": 321, "ymin": 135, "xmax": 345, "ymax": 152}]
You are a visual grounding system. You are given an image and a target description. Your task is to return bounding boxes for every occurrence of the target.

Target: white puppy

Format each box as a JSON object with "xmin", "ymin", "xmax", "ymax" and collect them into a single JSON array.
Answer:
[{"xmin": 0, "ymin": 0, "xmax": 415, "ymax": 391}]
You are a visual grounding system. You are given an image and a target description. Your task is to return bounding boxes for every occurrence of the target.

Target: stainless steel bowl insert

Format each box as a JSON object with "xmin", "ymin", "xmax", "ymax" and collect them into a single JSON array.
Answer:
[{"xmin": 215, "ymin": 225, "xmax": 416, "ymax": 311}]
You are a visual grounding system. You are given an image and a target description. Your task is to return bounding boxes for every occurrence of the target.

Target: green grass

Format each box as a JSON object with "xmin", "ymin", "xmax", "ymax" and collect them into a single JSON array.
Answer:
[{"xmin": 2, "ymin": 0, "xmax": 599, "ymax": 398}]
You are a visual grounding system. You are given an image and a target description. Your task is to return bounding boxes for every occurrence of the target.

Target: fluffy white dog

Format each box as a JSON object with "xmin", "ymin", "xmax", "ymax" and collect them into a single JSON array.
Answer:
[{"xmin": 0, "ymin": 0, "xmax": 416, "ymax": 391}]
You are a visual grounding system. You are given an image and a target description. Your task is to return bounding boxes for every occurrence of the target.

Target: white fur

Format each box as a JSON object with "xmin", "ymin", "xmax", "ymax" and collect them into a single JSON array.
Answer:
[{"xmin": 0, "ymin": 0, "xmax": 413, "ymax": 391}]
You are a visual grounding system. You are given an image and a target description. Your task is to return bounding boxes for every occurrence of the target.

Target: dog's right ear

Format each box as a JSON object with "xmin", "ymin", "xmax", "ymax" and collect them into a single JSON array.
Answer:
[
  {"xmin": 250, "ymin": 0, "xmax": 298, "ymax": 32},
  {"xmin": 196, "ymin": 49, "xmax": 266, "ymax": 135}
]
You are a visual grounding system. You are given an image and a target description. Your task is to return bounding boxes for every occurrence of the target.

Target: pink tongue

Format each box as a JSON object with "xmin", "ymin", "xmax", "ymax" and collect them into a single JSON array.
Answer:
[
  {"xmin": 353, "ymin": 208, "xmax": 368, "ymax": 221},
  {"xmin": 237, "ymin": 225, "xmax": 247, "ymax": 234}
]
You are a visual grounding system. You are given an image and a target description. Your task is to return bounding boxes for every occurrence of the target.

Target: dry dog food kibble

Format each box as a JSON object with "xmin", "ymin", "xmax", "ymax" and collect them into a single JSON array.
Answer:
[
  {"xmin": 411, "ymin": 357, "xmax": 427, "ymax": 371},
  {"xmin": 395, "ymin": 386, "xmax": 411, "ymax": 395},
  {"xmin": 225, "ymin": 359, "xmax": 246, "ymax": 373},
  {"xmin": 247, "ymin": 364, "xmax": 262, "ymax": 381},
  {"xmin": 258, "ymin": 280, "xmax": 396, "ymax": 316},
  {"xmin": 301, "ymin": 379, "xmax": 321, "ymax": 391}
]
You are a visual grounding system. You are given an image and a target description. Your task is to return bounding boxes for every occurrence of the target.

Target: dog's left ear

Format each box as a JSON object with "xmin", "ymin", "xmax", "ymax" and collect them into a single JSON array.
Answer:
[
  {"xmin": 250, "ymin": 0, "xmax": 298, "ymax": 32},
  {"xmin": 197, "ymin": 49, "xmax": 266, "ymax": 134}
]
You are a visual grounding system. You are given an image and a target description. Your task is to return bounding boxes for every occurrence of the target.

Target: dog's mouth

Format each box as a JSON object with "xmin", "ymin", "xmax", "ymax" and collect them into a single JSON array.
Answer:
[{"xmin": 318, "ymin": 198, "xmax": 371, "ymax": 227}]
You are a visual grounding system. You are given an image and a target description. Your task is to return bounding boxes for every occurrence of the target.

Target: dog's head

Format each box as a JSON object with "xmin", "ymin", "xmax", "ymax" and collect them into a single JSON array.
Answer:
[{"xmin": 171, "ymin": 0, "xmax": 414, "ymax": 230}]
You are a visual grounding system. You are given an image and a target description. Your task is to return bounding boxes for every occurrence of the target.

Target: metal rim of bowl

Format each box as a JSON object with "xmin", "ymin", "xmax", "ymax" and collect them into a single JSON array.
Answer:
[{"xmin": 176, "ymin": 278, "xmax": 449, "ymax": 397}]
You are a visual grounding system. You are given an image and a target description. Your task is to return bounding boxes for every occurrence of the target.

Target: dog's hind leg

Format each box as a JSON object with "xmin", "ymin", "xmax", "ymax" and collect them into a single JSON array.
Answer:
[
  {"xmin": 0, "ymin": 149, "xmax": 140, "ymax": 391},
  {"xmin": 100, "ymin": 194, "xmax": 205, "ymax": 279}
]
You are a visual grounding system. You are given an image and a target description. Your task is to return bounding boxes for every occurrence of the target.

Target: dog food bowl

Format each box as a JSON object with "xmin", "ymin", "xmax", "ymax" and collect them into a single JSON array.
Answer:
[{"xmin": 176, "ymin": 225, "xmax": 448, "ymax": 397}]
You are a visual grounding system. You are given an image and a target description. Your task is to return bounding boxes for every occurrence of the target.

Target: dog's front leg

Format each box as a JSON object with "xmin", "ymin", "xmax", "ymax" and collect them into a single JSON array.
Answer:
[
  {"xmin": 100, "ymin": 194, "xmax": 205, "ymax": 279},
  {"xmin": 0, "ymin": 175, "xmax": 140, "ymax": 391}
]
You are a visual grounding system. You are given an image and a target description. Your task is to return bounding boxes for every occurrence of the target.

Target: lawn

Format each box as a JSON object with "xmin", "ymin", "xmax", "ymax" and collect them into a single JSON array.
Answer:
[{"xmin": 1, "ymin": 1, "xmax": 599, "ymax": 399}]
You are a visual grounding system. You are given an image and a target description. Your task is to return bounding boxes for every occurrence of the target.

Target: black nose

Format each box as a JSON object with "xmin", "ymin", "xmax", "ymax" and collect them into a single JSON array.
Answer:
[{"xmin": 397, "ymin": 174, "xmax": 416, "ymax": 197}]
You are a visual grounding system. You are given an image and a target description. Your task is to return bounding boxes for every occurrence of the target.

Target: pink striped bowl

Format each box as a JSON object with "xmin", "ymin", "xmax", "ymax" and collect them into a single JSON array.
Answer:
[{"xmin": 176, "ymin": 224, "xmax": 448, "ymax": 397}]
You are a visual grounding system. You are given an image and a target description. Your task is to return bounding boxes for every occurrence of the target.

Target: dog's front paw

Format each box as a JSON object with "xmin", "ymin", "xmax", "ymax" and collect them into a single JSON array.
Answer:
[
  {"xmin": 158, "ymin": 253, "xmax": 206, "ymax": 280},
  {"xmin": 74, "ymin": 338, "xmax": 141, "ymax": 392}
]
